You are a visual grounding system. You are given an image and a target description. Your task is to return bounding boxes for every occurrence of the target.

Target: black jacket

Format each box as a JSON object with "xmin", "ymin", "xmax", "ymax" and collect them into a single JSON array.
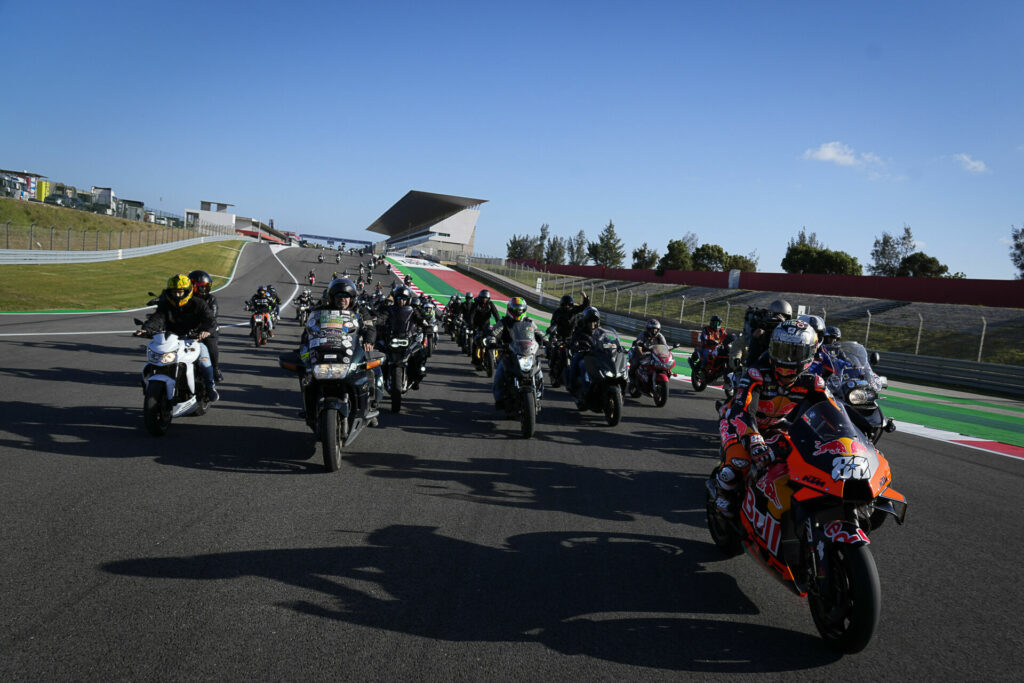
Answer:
[
  {"xmin": 547, "ymin": 295, "xmax": 591, "ymax": 338},
  {"xmin": 142, "ymin": 296, "xmax": 216, "ymax": 337},
  {"xmin": 467, "ymin": 299, "xmax": 500, "ymax": 329}
]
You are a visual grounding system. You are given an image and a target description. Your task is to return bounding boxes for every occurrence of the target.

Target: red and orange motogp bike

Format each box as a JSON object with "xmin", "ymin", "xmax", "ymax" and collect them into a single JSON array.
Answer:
[{"xmin": 705, "ymin": 399, "xmax": 908, "ymax": 653}]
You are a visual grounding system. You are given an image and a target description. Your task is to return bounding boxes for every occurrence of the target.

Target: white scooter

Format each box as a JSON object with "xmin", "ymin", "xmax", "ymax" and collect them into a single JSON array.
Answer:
[{"xmin": 135, "ymin": 321, "xmax": 213, "ymax": 435}]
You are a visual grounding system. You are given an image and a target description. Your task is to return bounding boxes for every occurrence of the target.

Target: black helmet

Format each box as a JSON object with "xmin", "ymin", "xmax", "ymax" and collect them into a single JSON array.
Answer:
[
  {"xmin": 393, "ymin": 286, "xmax": 412, "ymax": 304},
  {"xmin": 188, "ymin": 270, "xmax": 212, "ymax": 297},
  {"xmin": 560, "ymin": 294, "xmax": 575, "ymax": 307},
  {"xmin": 464, "ymin": 291, "xmax": 473, "ymax": 301},
  {"xmin": 709, "ymin": 315, "xmax": 722, "ymax": 329},
  {"xmin": 768, "ymin": 299, "xmax": 793, "ymax": 320},
  {"xmin": 477, "ymin": 289, "xmax": 491, "ymax": 302},
  {"xmin": 582, "ymin": 306, "xmax": 601, "ymax": 327},
  {"xmin": 327, "ymin": 278, "xmax": 358, "ymax": 309},
  {"xmin": 823, "ymin": 326, "xmax": 842, "ymax": 345}
]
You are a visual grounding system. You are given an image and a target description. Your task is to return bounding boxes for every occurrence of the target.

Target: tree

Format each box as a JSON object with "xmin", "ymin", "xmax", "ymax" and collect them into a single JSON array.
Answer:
[
  {"xmin": 544, "ymin": 235, "xmax": 567, "ymax": 266},
  {"xmin": 896, "ymin": 251, "xmax": 950, "ymax": 278},
  {"xmin": 692, "ymin": 243, "xmax": 729, "ymax": 271},
  {"xmin": 587, "ymin": 220, "xmax": 626, "ymax": 268},
  {"xmin": 788, "ymin": 227, "xmax": 825, "ymax": 250},
  {"xmin": 656, "ymin": 237, "xmax": 695, "ymax": 274},
  {"xmin": 725, "ymin": 251, "xmax": 759, "ymax": 273},
  {"xmin": 631, "ymin": 242, "xmax": 659, "ymax": 269},
  {"xmin": 782, "ymin": 241, "xmax": 862, "ymax": 275},
  {"xmin": 1011, "ymin": 224, "xmax": 1024, "ymax": 279},
  {"xmin": 568, "ymin": 230, "xmax": 589, "ymax": 266},
  {"xmin": 505, "ymin": 234, "xmax": 533, "ymax": 260},
  {"xmin": 532, "ymin": 224, "xmax": 549, "ymax": 264},
  {"xmin": 869, "ymin": 224, "xmax": 916, "ymax": 276}
]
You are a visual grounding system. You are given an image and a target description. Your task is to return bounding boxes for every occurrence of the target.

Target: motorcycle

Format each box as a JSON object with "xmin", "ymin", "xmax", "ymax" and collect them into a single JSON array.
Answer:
[
  {"xmin": 567, "ymin": 327, "xmax": 629, "ymax": 426},
  {"xmin": 826, "ymin": 342, "xmax": 896, "ymax": 444},
  {"xmin": 336, "ymin": 254, "xmax": 341, "ymax": 264},
  {"xmin": 627, "ymin": 341, "xmax": 680, "ymax": 407},
  {"xmin": 134, "ymin": 322, "xmax": 213, "ymax": 436},
  {"xmin": 279, "ymin": 310, "xmax": 383, "ymax": 472},
  {"xmin": 705, "ymin": 399, "xmax": 908, "ymax": 653},
  {"xmin": 380, "ymin": 306, "xmax": 428, "ymax": 414},
  {"xmin": 493, "ymin": 320, "xmax": 544, "ymax": 438},
  {"xmin": 546, "ymin": 334, "xmax": 569, "ymax": 388},
  {"xmin": 473, "ymin": 329, "xmax": 500, "ymax": 377},
  {"xmin": 245, "ymin": 303, "xmax": 274, "ymax": 347},
  {"xmin": 318, "ymin": 253, "xmax": 324, "ymax": 263},
  {"xmin": 689, "ymin": 333, "xmax": 740, "ymax": 393},
  {"xmin": 295, "ymin": 300, "xmax": 311, "ymax": 326},
  {"xmin": 421, "ymin": 305, "xmax": 439, "ymax": 355}
]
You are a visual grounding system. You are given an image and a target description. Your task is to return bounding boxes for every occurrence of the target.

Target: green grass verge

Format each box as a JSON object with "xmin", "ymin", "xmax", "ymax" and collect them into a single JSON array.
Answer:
[{"xmin": 0, "ymin": 240, "xmax": 245, "ymax": 311}]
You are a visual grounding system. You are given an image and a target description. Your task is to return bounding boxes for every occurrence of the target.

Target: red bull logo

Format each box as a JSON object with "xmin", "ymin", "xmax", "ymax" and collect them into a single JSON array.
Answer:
[
  {"xmin": 813, "ymin": 437, "xmax": 865, "ymax": 458},
  {"xmin": 756, "ymin": 473, "xmax": 783, "ymax": 509}
]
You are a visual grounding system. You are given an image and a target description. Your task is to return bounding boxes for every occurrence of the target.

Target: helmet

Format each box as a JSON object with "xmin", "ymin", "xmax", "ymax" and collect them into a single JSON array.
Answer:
[
  {"xmin": 464, "ymin": 292, "xmax": 473, "ymax": 302},
  {"xmin": 508, "ymin": 297, "xmax": 528, "ymax": 321},
  {"xmin": 327, "ymin": 278, "xmax": 358, "ymax": 309},
  {"xmin": 303, "ymin": 288, "xmax": 311, "ymax": 296},
  {"xmin": 767, "ymin": 299, "xmax": 793, "ymax": 320},
  {"xmin": 560, "ymin": 294, "xmax": 575, "ymax": 307},
  {"xmin": 393, "ymin": 286, "xmax": 413, "ymax": 305},
  {"xmin": 188, "ymin": 270, "xmax": 212, "ymax": 297},
  {"xmin": 582, "ymin": 306, "xmax": 601, "ymax": 329},
  {"xmin": 257, "ymin": 286, "xmax": 268, "ymax": 297},
  {"xmin": 768, "ymin": 320, "xmax": 817, "ymax": 384},
  {"xmin": 709, "ymin": 315, "xmax": 722, "ymax": 329},
  {"xmin": 166, "ymin": 274, "xmax": 193, "ymax": 307},
  {"xmin": 477, "ymin": 289, "xmax": 491, "ymax": 303},
  {"xmin": 823, "ymin": 326, "xmax": 842, "ymax": 345},
  {"xmin": 799, "ymin": 314, "xmax": 826, "ymax": 342},
  {"xmin": 410, "ymin": 296, "xmax": 421, "ymax": 308},
  {"xmin": 646, "ymin": 319, "xmax": 661, "ymax": 335}
]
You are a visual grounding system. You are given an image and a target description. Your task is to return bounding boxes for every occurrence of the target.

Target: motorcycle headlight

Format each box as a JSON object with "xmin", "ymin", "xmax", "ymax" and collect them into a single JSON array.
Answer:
[
  {"xmin": 847, "ymin": 388, "xmax": 877, "ymax": 405},
  {"xmin": 148, "ymin": 349, "xmax": 177, "ymax": 364},
  {"xmin": 518, "ymin": 356, "xmax": 534, "ymax": 371},
  {"xmin": 313, "ymin": 363, "xmax": 351, "ymax": 380},
  {"xmin": 603, "ymin": 370, "xmax": 616, "ymax": 378}
]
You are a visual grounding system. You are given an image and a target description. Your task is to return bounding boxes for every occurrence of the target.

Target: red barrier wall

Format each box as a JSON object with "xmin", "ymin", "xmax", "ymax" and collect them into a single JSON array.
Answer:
[{"xmin": 509, "ymin": 258, "xmax": 1024, "ymax": 308}]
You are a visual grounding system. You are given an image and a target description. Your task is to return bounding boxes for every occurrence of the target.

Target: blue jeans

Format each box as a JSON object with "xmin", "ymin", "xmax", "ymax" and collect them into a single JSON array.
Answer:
[{"xmin": 567, "ymin": 353, "xmax": 586, "ymax": 393}]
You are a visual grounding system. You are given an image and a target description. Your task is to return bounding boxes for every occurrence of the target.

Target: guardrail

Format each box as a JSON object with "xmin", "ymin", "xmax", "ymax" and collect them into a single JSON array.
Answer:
[
  {"xmin": 0, "ymin": 234, "xmax": 249, "ymax": 264},
  {"xmin": 464, "ymin": 263, "xmax": 1024, "ymax": 397}
]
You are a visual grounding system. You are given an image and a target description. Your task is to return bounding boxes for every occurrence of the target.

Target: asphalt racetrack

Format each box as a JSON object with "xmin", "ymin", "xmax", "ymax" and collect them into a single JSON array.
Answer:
[{"xmin": 2, "ymin": 244, "xmax": 1021, "ymax": 680}]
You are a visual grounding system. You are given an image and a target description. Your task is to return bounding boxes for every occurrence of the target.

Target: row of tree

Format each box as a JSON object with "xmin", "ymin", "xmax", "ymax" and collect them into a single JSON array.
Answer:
[
  {"xmin": 506, "ymin": 222, "xmax": 759, "ymax": 272},
  {"xmin": 508, "ymin": 220, "xmax": 1024, "ymax": 279}
]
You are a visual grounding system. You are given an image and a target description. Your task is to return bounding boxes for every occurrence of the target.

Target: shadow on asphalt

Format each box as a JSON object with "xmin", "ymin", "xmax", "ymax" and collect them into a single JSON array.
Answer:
[{"xmin": 102, "ymin": 525, "xmax": 840, "ymax": 672}]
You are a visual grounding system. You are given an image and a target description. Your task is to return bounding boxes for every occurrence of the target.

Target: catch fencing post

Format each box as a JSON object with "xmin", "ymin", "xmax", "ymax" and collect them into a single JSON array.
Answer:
[
  {"xmin": 679, "ymin": 295, "xmax": 685, "ymax": 323},
  {"xmin": 914, "ymin": 313, "xmax": 923, "ymax": 355},
  {"xmin": 701, "ymin": 299, "xmax": 707, "ymax": 326},
  {"xmin": 50, "ymin": 225, "xmax": 55, "ymax": 250},
  {"xmin": 725, "ymin": 302, "xmax": 731, "ymax": 327},
  {"xmin": 978, "ymin": 317, "xmax": 987, "ymax": 362},
  {"xmin": 614, "ymin": 289, "xmax": 619, "ymax": 311},
  {"xmin": 643, "ymin": 292, "xmax": 648, "ymax": 319},
  {"xmin": 628, "ymin": 291, "xmax": 633, "ymax": 315},
  {"xmin": 864, "ymin": 311, "xmax": 872, "ymax": 347}
]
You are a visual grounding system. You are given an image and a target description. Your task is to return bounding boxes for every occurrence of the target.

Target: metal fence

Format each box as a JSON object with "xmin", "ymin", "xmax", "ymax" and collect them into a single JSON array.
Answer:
[{"xmin": 0, "ymin": 220, "xmax": 237, "ymax": 252}]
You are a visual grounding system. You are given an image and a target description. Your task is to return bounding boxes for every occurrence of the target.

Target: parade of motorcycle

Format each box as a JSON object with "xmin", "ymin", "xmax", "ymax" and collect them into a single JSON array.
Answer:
[{"xmin": 3, "ymin": 240, "xmax": 1022, "ymax": 681}]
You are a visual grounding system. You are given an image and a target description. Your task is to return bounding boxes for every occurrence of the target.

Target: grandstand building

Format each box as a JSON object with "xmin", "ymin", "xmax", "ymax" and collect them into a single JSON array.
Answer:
[{"xmin": 366, "ymin": 190, "xmax": 486, "ymax": 261}]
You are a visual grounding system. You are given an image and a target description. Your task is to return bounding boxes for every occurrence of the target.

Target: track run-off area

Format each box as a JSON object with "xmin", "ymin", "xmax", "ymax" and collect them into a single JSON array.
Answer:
[{"xmin": 1, "ymin": 242, "xmax": 1021, "ymax": 680}]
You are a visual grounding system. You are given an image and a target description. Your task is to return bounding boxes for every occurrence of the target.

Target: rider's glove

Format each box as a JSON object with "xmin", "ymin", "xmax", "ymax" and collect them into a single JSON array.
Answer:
[{"xmin": 748, "ymin": 434, "xmax": 774, "ymax": 469}]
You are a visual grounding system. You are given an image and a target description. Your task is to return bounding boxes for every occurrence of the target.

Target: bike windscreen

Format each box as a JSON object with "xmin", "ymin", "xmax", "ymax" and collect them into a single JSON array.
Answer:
[
  {"xmin": 592, "ymin": 327, "xmax": 623, "ymax": 354},
  {"xmin": 387, "ymin": 306, "xmax": 416, "ymax": 336},
  {"xmin": 788, "ymin": 400, "xmax": 878, "ymax": 470},
  {"xmin": 511, "ymin": 320, "xmax": 539, "ymax": 357},
  {"xmin": 838, "ymin": 342, "xmax": 870, "ymax": 373}
]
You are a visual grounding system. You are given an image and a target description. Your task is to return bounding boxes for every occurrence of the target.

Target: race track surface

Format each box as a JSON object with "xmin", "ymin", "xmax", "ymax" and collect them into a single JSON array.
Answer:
[{"xmin": 1, "ymin": 244, "xmax": 1021, "ymax": 680}]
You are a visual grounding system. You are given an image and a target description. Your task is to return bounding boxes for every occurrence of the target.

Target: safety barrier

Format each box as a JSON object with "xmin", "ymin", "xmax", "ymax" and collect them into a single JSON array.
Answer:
[{"xmin": 0, "ymin": 234, "xmax": 250, "ymax": 264}]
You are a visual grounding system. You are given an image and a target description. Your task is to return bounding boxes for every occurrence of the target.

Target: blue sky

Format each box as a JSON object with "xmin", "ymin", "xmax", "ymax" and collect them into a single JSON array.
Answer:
[{"xmin": 3, "ymin": 1, "xmax": 1022, "ymax": 278}]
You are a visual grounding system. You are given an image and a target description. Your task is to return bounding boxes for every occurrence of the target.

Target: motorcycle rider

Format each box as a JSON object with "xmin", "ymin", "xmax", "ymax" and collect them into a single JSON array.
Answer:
[
  {"xmin": 247, "ymin": 286, "xmax": 277, "ymax": 337},
  {"xmin": 295, "ymin": 287, "xmax": 314, "ymax": 318},
  {"xmin": 714, "ymin": 320, "xmax": 836, "ymax": 518},
  {"xmin": 823, "ymin": 325, "xmax": 842, "ymax": 347},
  {"xmin": 566, "ymin": 306, "xmax": 603, "ymax": 407},
  {"xmin": 630, "ymin": 318, "xmax": 668, "ymax": 383},
  {"xmin": 690, "ymin": 314, "xmax": 727, "ymax": 370},
  {"xmin": 403, "ymin": 274, "xmax": 413, "ymax": 287},
  {"xmin": 298, "ymin": 277, "xmax": 381, "ymax": 422},
  {"xmin": 744, "ymin": 299, "xmax": 792, "ymax": 366},
  {"xmin": 308, "ymin": 269, "xmax": 316, "ymax": 286},
  {"xmin": 135, "ymin": 274, "xmax": 219, "ymax": 401},
  {"xmin": 266, "ymin": 284, "xmax": 282, "ymax": 320},
  {"xmin": 187, "ymin": 270, "xmax": 224, "ymax": 383},
  {"xmin": 467, "ymin": 289, "xmax": 501, "ymax": 365},
  {"xmin": 491, "ymin": 297, "xmax": 545, "ymax": 409},
  {"xmin": 376, "ymin": 285, "xmax": 428, "ymax": 390}
]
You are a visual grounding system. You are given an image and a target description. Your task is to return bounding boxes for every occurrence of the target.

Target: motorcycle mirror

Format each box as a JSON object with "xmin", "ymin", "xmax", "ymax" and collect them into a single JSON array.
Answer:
[
  {"xmin": 148, "ymin": 292, "xmax": 157, "ymax": 296},
  {"xmin": 869, "ymin": 351, "xmax": 881, "ymax": 366}
]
